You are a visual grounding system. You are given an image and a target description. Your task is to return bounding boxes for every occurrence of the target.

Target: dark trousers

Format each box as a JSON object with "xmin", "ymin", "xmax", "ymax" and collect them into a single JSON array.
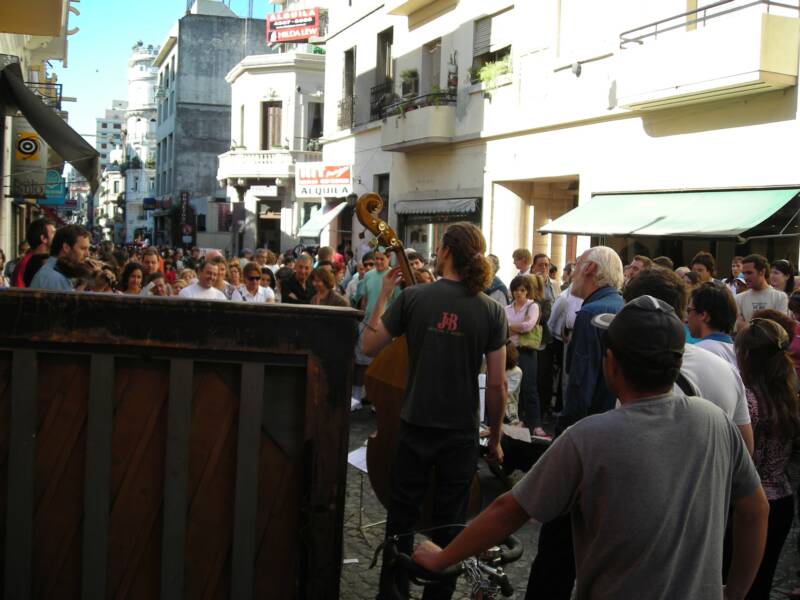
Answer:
[
  {"xmin": 537, "ymin": 344, "xmax": 555, "ymax": 417},
  {"xmin": 525, "ymin": 513, "xmax": 575, "ymax": 600},
  {"xmin": 377, "ymin": 423, "xmax": 479, "ymax": 600},
  {"xmin": 550, "ymin": 339, "xmax": 564, "ymax": 415},
  {"xmin": 518, "ymin": 348, "xmax": 541, "ymax": 428},
  {"xmin": 746, "ymin": 494, "xmax": 794, "ymax": 599}
]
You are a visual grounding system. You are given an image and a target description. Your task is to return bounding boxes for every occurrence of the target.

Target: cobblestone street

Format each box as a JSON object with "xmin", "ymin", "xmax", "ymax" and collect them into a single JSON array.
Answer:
[{"xmin": 340, "ymin": 409, "xmax": 800, "ymax": 600}]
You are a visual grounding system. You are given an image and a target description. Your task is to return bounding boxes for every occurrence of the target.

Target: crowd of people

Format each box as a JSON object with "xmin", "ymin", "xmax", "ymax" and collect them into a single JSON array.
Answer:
[{"xmin": 6, "ymin": 216, "xmax": 800, "ymax": 598}]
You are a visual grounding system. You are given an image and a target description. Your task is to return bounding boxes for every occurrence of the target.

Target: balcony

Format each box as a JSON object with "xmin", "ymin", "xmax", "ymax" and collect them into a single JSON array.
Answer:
[
  {"xmin": 370, "ymin": 79, "xmax": 394, "ymax": 122},
  {"xmin": 380, "ymin": 92, "xmax": 457, "ymax": 152},
  {"xmin": 216, "ymin": 149, "xmax": 322, "ymax": 182},
  {"xmin": 338, "ymin": 96, "xmax": 355, "ymax": 130},
  {"xmin": 616, "ymin": 0, "xmax": 800, "ymax": 111},
  {"xmin": 26, "ymin": 81, "xmax": 62, "ymax": 111},
  {"xmin": 386, "ymin": 0, "xmax": 457, "ymax": 17}
]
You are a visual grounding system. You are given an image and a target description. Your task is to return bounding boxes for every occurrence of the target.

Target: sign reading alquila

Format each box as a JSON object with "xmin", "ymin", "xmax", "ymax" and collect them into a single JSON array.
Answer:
[
  {"xmin": 266, "ymin": 8, "xmax": 320, "ymax": 45},
  {"xmin": 295, "ymin": 163, "xmax": 353, "ymax": 198}
]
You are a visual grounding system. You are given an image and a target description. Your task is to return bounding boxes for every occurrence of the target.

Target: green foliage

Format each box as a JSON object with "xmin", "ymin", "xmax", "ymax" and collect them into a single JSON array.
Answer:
[
  {"xmin": 478, "ymin": 55, "xmax": 512, "ymax": 90},
  {"xmin": 400, "ymin": 68, "xmax": 418, "ymax": 81}
]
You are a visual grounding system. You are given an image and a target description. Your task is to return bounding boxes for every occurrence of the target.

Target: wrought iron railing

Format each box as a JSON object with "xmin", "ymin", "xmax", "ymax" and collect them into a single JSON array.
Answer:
[
  {"xmin": 370, "ymin": 79, "xmax": 394, "ymax": 122},
  {"xmin": 620, "ymin": 0, "xmax": 800, "ymax": 47},
  {"xmin": 380, "ymin": 91, "xmax": 457, "ymax": 119},
  {"xmin": 337, "ymin": 96, "xmax": 356, "ymax": 130},
  {"xmin": 26, "ymin": 81, "xmax": 63, "ymax": 110}
]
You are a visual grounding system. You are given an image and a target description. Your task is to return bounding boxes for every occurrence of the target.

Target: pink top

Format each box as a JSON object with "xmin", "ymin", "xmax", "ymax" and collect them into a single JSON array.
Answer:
[{"xmin": 505, "ymin": 299, "xmax": 540, "ymax": 347}]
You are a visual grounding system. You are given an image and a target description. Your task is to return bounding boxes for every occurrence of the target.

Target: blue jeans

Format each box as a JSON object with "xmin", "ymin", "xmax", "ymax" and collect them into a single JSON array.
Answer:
[{"xmin": 518, "ymin": 347, "xmax": 541, "ymax": 428}]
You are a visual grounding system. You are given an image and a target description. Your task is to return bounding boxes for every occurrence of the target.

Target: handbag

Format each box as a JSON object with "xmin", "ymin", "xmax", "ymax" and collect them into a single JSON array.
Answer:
[{"xmin": 517, "ymin": 303, "xmax": 542, "ymax": 350}]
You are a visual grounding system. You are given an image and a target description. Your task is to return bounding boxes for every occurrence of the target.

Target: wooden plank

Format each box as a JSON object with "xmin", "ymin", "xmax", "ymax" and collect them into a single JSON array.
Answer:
[
  {"xmin": 230, "ymin": 363, "xmax": 264, "ymax": 600},
  {"xmin": 5, "ymin": 350, "xmax": 37, "ymax": 600},
  {"xmin": 82, "ymin": 355, "xmax": 115, "ymax": 600},
  {"xmin": 161, "ymin": 359, "xmax": 193, "ymax": 600}
]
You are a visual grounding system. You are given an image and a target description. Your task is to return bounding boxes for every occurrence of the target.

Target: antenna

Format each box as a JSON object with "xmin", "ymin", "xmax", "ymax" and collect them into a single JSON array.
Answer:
[{"xmin": 249, "ymin": 0, "xmax": 254, "ymax": 18}]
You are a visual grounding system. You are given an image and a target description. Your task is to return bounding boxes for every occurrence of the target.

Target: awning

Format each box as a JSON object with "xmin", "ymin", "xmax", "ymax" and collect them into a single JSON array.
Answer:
[
  {"xmin": 297, "ymin": 201, "xmax": 348, "ymax": 237},
  {"xmin": 539, "ymin": 189, "xmax": 800, "ymax": 241},
  {"xmin": 0, "ymin": 62, "xmax": 99, "ymax": 193},
  {"xmin": 394, "ymin": 197, "xmax": 479, "ymax": 215}
]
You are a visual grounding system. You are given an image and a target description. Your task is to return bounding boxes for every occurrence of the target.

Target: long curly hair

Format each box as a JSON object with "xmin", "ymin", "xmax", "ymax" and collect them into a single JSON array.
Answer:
[
  {"xmin": 736, "ymin": 317, "xmax": 800, "ymax": 442},
  {"xmin": 440, "ymin": 222, "xmax": 492, "ymax": 296}
]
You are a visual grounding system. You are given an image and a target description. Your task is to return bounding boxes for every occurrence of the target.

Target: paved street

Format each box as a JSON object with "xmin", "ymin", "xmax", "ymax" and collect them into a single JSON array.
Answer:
[{"xmin": 340, "ymin": 409, "xmax": 800, "ymax": 599}]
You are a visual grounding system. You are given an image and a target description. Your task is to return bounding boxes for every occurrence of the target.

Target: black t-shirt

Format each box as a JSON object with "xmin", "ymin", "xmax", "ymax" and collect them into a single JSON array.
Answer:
[
  {"xmin": 282, "ymin": 274, "xmax": 314, "ymax": 304},
  {"xmin": 382, "ymin": 279, "xmax": 507, "ymax": 431}
]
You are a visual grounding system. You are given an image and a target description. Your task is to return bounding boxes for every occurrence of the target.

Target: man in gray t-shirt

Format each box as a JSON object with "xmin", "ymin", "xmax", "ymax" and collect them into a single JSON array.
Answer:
[{"xmin": 412, "ymin": 295, "xmax": 768, "ymax": 600}]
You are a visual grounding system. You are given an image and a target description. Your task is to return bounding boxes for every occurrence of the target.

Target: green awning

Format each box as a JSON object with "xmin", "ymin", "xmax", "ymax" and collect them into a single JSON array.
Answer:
[
  {"xmin": 298, "ymin": 201, "xmax": 348, "ymax": 238},
  {"xmin": 539, "ymin": 189, "xmax": 800, "ymax": 240}
]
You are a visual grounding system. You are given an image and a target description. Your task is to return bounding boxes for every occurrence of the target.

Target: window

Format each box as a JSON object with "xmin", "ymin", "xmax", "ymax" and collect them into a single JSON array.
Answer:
[
  {"xmin": 472, "ymin": 9, "xmax": 513, "ymax": 83},
  {"xmin": 339, "ymin": 47, "xmax": 356, "ymax": 130},
  {"xmin": 376, "ymin": 27, "xmax": 394, "ymax": 84},
  {"xmin": 101, "ymin": 123, "xmax": 108, "ymax": 129},
  {"xmin": 149, "ymin": 177, "xmax": 155, "ymax": 190},
  {"xmin": 101, "ymin": 143, "xmax": 107, "ymax": 149},
  {"xmin": 113, "ymin": 181, "xmax": 119, "ymax": 194},
  {"xmin": 307, "ymin": 102, "xmax": 323, "ymax": 148},
  {"xmin": 113, "ymin": 124, "xmax": 121, "ymax": 129},
  {"xmin": 217, "ymin": 203, "xmax": 232, "ymax": 231},
  {"xmin": 260, "ymin": 101, "xmax": 283, "ymax": 150},
  {"xmin": 422, "ymin": 38, "xmax": 442, "ymax": 94},
  {"xmin": 239, "ymin": 104, "xmax": 245, "ymax": 147},
  {"xmin": 197, "ymin": 214, "xmax": 206, "ymax": 232},
  {"xmin": 132, "ymin": 177, "xmax": 139, "ymax": 192}
]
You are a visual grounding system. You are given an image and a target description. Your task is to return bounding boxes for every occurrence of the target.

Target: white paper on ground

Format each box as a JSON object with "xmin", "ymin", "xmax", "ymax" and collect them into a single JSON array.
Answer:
[
  {"xmin": 347, "ymin": 445, "xmax": 369, "ymax": 473},
  {"xmin": 502, "ymin": 423, "xmax": 532, "ymax": 443}
]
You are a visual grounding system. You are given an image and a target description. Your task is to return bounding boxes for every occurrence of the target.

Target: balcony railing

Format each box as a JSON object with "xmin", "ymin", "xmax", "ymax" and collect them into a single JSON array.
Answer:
[
  {"xmin": 26, "ymin": 81, "xmax": 63, "ymax": 111},
  {"xmin": 217, "ymin": 149, "xmax": 323, "ymax": 181},
  {"xmin": 337, "ymin": 96, "xmax": 355, "ymax": 130},
  {"xmin": 620, "ymin": 0, "xmax": 799, "ymax": 47},
  {"xmin": 370, "ymin": 79, "xmax": 395, "ymax": 122},
  {"xmin": 380, "ymin": 91, "xmax": 457, "ymax": 119}
]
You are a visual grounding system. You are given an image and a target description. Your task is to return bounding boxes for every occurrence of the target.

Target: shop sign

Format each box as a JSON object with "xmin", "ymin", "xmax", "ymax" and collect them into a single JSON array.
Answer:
[
  {"xmin": 295, "ymin": 163, "xmax": 352, "ymax": 198},
  {"xmin": 11, "ymin": 117, "xmax": 47, "ymax": 198},
  {"xmin": 39, "ymin": 169, "xmax": 66, "ymax": 206},
  {"xmin": 266, "ymin": 8, "xmax": 319, "ymax": 45}
]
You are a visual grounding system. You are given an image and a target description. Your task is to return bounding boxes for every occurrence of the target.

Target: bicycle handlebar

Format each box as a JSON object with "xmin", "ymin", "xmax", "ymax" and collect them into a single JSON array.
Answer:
[{"xmin": 387, "ymin": 534, "xmax": 523, "ymax": 585}]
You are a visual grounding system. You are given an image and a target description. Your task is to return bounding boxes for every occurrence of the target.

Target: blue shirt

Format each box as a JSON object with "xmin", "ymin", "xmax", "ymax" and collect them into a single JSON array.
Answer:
[
  {"xmin": 29, "ymin": 257, "xmax": 72, "ymax": 291},
  {"xmin": 559, "ymin": 285, "xmax": 624, "ymax": 434}
]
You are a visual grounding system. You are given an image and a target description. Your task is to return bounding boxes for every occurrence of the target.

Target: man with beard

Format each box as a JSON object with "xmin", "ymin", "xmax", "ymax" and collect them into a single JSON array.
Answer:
[
  {"xmin": 12, "ymin": 218, "xmax": 54, "ymax": 287},
  {"xmin": 29, "ymin": 225, "xmax": 91, "ymax": 291}
]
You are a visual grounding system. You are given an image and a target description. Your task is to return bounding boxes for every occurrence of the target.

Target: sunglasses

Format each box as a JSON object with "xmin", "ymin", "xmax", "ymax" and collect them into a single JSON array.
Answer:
[
  {"xmin": 364, "ymin": 262, "xmax": 374, "ymax": 267},
  {"xmin": 247, "ymin": 276, "xmax": 261, "ymax": 281}
]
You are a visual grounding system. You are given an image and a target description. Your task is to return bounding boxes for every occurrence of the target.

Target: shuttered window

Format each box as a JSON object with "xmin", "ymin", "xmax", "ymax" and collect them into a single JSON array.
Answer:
[{"xmin": 473, "ymin": 8, "xmax": 513, "ymax": 58}]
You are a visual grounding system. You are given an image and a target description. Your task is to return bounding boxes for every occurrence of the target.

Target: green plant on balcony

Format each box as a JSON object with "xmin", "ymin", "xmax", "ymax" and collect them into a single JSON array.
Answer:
[
  {"xmin": 478, "ymin": 55, "xmax": 512, "ymax": 90},
  {"xmin": 145, "ymin": 159, "xmax": 156, "ymax": 169},
  {"xmin": 400, "ymin": 68, "xmax": 419, "ymax": 97}
]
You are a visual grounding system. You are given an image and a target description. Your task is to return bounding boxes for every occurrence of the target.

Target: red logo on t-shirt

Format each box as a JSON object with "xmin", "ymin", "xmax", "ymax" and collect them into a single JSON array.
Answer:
[{"xmin": 436, "ymin": 312, "xmax": 459, "ymax": 332}]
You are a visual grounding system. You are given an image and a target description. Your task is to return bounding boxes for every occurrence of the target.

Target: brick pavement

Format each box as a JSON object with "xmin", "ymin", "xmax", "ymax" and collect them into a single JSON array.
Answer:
[{"xmin": 340, "ymin": 409, "xmax": 800, "ymax": 599}]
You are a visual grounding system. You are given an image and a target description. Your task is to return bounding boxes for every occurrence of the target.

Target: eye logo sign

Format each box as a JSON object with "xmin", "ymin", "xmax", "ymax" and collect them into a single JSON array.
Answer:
[{"xmin": 16, "ymin": 134, "xmax": 41, "ymax": 161}]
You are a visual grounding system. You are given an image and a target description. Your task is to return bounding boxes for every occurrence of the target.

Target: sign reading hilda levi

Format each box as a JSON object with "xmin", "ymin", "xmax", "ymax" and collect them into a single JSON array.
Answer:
[
  {"xmin": 295, "ymin": 163, "xmax": 353, "ymax": 198},
  {"xmin": 266, "ymin": 8, "xmax": 320, "ymax": 45}
]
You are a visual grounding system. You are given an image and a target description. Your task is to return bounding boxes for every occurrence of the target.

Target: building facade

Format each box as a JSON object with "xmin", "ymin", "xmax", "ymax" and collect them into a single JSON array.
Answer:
[
  {"xmin": 123, "ymin": 41, "xmax": 159, "ymax": 243},
  {"xmin": 153, "ymin": 0, "xmax": 270, "ymax": 250},
  {"xmin": 95, "ymin": 100, "xmax": 127, "ymax": 170},
  {"xmin": 323, "ymin": 0, "xmax": 800, "ymax": 281}
]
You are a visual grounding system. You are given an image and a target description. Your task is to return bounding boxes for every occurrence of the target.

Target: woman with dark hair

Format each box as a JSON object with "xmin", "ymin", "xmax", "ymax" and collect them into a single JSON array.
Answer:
[
  {"xmin": 505, "ymin": 274, "xmax": 546, "ymax": 437},
  {"xmin": 310, "ymin": 267, "xmax": 348, "ymax": 307},
  {"xmin": 770, "ymin": 259, "xmax": 795, "ymax": 296},
  {"xmin": 120, "ymin": 262, "xmax": 144, "ymax": 295},
  {"xmin": 736, "ymin": 317, "xmax": 800, "ymax": 599},
  {"xmin": 143, "ymin": 271, "xmax": 169, "ymax": 296}
]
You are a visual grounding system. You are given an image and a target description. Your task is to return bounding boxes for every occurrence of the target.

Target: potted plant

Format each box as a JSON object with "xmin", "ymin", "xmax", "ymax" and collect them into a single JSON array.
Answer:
[
  {"xmin": 400, "ymin": 68, "xmax": 419, "ymax": 97},
  {"xmin": 478, "ymin": 55, "xmax": 512, "ymax": 91}
]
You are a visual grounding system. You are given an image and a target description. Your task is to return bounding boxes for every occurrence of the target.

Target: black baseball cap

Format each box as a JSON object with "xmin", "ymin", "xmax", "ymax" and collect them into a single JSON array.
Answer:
[{"xmin": 592, "ymin": 295, "xmax": 685, "ymax": 369}]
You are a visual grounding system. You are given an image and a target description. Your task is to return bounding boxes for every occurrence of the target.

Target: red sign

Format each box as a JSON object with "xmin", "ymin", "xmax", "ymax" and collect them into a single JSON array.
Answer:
[
  {"xmin": 266, "ymin": 8, "xmax": 320, "ymax": 45},
  {"xmin": 295, "ymin": 163, "xmax": 353, "ymax": 198}
]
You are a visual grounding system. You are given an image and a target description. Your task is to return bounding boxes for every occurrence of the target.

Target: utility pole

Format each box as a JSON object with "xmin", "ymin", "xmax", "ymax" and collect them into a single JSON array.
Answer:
[{"xmin": 248, "ymin": 0, "xmax": 254, "ymax": 18}]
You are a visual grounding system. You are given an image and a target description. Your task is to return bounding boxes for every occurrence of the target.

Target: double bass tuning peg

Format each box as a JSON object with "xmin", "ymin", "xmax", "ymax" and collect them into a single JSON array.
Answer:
[{"xmin": 368, "ymin": 238, "xmax": 379, "ymax": 249}]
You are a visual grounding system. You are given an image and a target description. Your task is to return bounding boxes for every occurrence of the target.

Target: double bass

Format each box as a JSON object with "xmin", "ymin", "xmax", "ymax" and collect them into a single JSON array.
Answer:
[{"xmin": 355, "ymin": 193, "xmax": 481, "ymax": 517}]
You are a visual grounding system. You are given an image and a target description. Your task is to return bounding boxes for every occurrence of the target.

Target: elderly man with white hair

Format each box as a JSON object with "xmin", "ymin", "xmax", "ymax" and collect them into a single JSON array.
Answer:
[{"xmin": 526, "ymin": 245, "xmax": 625, "ymax": 600}]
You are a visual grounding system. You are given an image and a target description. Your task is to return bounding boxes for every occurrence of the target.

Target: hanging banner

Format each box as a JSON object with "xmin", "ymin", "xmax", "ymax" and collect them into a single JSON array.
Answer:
[
  {"xmin": 295, "ymin": 163, "xmax": 352, "ymax": 198},
  {"xmin": 266, "ymin": 8, "xmax": 320, "ymax": 45},
  {"xmin": 11, "ymin": 117, "xmax": 47, "ymax": 198},
  {"xmin": 39, "ymin": 169, "xmax": 67, "ymax": 206}
]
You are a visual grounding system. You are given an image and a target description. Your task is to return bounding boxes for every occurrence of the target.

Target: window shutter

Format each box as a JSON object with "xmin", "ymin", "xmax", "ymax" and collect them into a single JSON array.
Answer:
[
  {"xmin": 490, "ymin": 8, "xmax": 514, "ymax": 52},
  {"xmin": 473, "ymin": 16, "xmax": 491, "ymax": 57}
]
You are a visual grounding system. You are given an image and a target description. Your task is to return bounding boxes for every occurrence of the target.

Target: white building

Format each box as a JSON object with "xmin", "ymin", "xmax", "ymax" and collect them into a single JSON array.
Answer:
[
  {"xmin": 323, "ymin": 0, "xmax": 800, "ymax": 279},
  {"xmin": 217, "ymin": 51, "xmax": 326, "ymax": 254},
  {"xmin": 95, "ymin": 100, "xmax": 127, "ymax": 170},
  {"xmin": 123, "ymin": 41, "xmax": 159, "ymax": 243}
]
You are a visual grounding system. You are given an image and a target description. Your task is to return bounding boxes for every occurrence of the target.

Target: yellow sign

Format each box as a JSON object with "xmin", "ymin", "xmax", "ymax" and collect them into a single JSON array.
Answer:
[{"xmin": 15, "ymin": 132, "xmax": 41, "ymax": 161}]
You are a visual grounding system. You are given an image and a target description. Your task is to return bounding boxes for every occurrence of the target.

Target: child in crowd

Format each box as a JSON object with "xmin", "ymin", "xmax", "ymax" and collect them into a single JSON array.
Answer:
[{"xmin": 505, "ymin": 341, "xmax": 522, "ymax": 425}]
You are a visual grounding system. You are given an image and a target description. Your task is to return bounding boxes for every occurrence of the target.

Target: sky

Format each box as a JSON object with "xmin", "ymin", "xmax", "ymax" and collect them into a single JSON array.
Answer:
[{"xmin": 52, "ymin": 0, "xmax": 278, "ymax": 143}]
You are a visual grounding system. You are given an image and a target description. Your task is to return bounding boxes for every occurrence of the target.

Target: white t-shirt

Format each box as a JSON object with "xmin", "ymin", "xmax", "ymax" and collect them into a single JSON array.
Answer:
[
  {"xmin": 178, "ymin": 282, "xmax": 228, "ymax": 301},
  {"xmin": 240, "ymin": 285, "xmax": 275, "ymax": 303},
  {"xmin": 695, "ymin": 338, "xmax": 737, "ymax": 371},
  {"xmin": 677, "ymin": 344, "xmax": 750, "ymax": 426},
  {"xmin": 735, "ymin": 286, "xmax": 789, "ymax": 321}
]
